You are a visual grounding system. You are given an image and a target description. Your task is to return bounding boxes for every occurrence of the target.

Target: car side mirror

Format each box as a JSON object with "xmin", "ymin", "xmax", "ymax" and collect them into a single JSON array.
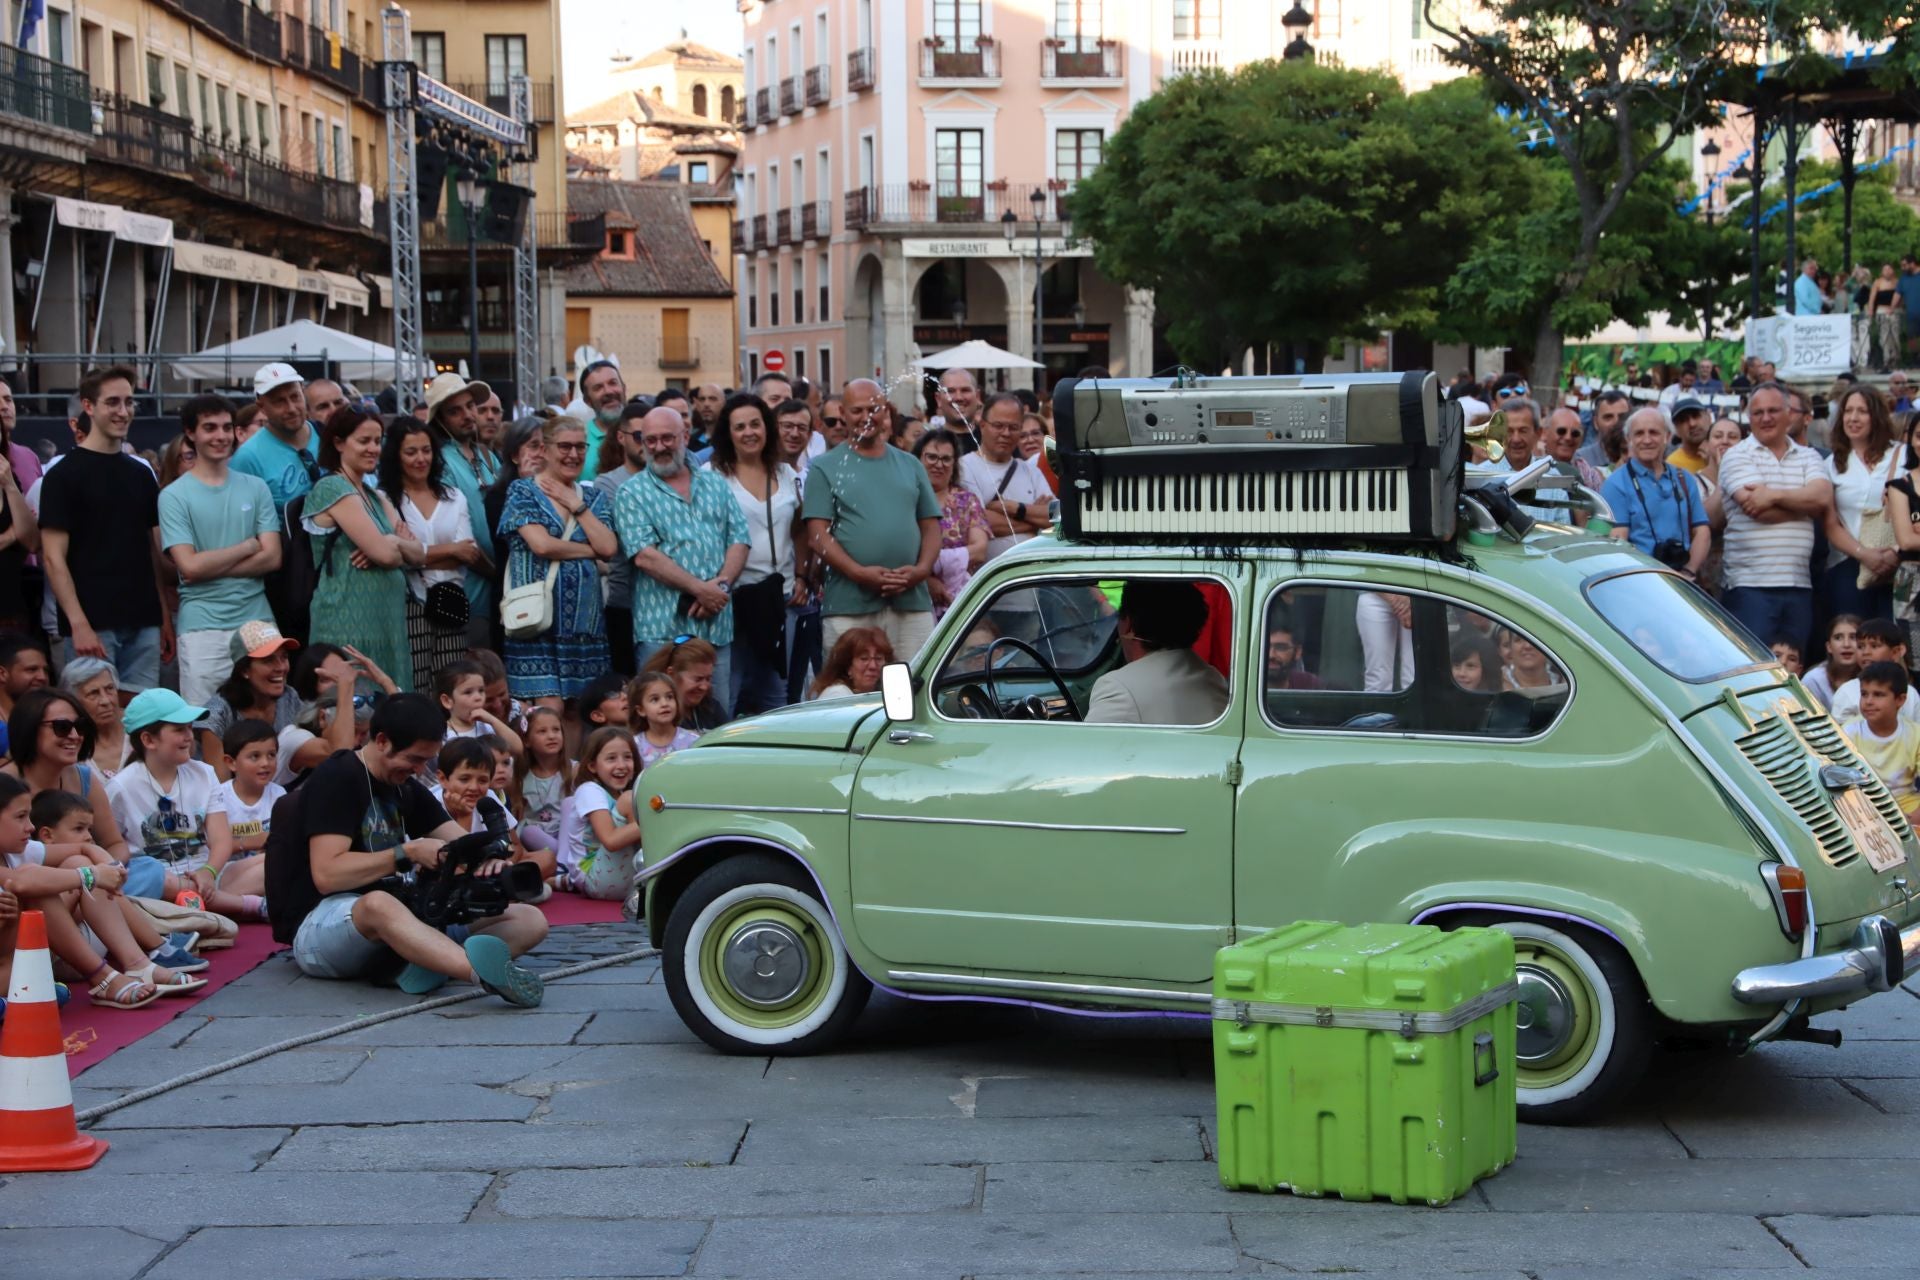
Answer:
[{"xmin": 880, "ymin": 662, "xmax": 914, "ymax": 722}]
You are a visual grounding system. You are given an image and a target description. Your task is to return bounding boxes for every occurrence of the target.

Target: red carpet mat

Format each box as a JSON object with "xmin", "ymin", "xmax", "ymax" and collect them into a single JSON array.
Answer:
[
  {"xmin": 65, "ymin": 924, "xmax": 286, "ymax": 1077},
  {"xmin": 62, "ymin": 894, "xmax": 628, "ymax": 1076}
]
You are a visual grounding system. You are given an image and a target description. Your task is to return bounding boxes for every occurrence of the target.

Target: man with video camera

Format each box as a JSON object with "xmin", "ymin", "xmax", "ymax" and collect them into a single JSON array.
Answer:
[{"xmin": 265, "ymin": 693, "xmax": 549, "ymax": 1005}]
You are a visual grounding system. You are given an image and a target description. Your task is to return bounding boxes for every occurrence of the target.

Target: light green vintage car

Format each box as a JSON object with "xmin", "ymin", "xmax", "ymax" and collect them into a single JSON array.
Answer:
[{"xmin": 636, "ymin": 522, "xmax": 1920, "ymax": 1122}]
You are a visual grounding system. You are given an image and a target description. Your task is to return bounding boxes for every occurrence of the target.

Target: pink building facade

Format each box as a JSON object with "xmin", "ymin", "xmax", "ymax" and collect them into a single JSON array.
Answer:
[{"xmin": 737, "ymin": 0, "xmax": 1469, "ymax": 398}]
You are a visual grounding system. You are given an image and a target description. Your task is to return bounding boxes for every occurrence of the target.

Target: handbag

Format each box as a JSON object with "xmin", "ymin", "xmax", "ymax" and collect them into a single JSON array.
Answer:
[
  {"xmin": 1856, "ymin": 453, "xmax": 1901, "ymax": 590},
  {"xmin": 425, "ymin": 579, "xmax": 470, "ymax": 630},
  {"xmin": 500, "ymin": 511, "xmax": 577, "ymax": 639}
]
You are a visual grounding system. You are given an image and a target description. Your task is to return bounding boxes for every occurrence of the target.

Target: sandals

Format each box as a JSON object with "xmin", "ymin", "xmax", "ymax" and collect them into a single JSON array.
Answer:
[
  {"xmin": 88, "ymin": 968, "xmax": 161, "ymax": 1009},
  {"xmin": 126, "ymin": 963, "xmax": 207, "ymax": 997}
]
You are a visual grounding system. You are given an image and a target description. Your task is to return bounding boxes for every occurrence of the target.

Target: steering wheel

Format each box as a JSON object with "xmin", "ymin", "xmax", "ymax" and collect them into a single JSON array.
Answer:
[{"xmin": 981, "ymin": 636, "xmax": 1081, "ymax": 722}]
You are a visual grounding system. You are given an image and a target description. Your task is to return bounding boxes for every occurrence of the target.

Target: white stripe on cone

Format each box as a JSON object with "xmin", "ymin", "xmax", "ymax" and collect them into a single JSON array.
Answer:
[
  {"xmin": 6, "ymin": 940, "xmax": 54, "ymax": 1004},
  {"xmin": 0, "ymin": 1054, "xmax": 80, "ymax": 1112}
]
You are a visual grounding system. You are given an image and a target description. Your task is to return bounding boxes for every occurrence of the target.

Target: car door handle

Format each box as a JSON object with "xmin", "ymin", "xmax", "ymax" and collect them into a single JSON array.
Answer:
[{"xmin": 889, "ymin": 729, "xmax": 936, "ymax": 745}]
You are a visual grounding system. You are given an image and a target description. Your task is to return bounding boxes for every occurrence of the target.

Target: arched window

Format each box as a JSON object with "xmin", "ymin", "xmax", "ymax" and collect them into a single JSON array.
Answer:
[
  {"xmin": 720, "ymin": 85, "xmax": 736, "ymax": 121},
  {"xmin": 692, "ymin": 83, "xmax": 708, "ymax": 117}
]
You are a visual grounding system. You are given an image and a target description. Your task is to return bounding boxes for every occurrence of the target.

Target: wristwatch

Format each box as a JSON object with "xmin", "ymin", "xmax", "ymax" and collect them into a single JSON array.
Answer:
[
  {"xmin": 717, "ymin": 580, "xmax": 733, "ymax": 595},
  {"xmin": 392, "ymin": 846, "xmax": 412, "ymax": 872},
  {"xmin": 570, "ymin": 501, "xmax": 589, "ymax": 518}
]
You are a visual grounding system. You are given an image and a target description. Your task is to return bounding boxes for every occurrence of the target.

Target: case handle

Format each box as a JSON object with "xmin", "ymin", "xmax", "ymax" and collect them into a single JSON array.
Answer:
[{"xmin": 1473, "ymin": 1031, "xmax": 1499, "ymax": 1087}]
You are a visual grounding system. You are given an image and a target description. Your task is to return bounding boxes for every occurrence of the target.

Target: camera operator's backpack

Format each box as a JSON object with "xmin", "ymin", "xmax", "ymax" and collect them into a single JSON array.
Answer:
[{"xmin": 263, "ymin": 783, "xmax": 314, "ymax": 946}]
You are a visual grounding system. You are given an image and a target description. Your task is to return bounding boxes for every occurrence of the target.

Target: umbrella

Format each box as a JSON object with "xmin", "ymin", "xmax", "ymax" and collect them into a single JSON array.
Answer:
[
  {"xmin": 912, "ymin": 338, "xmax": 1042, "ymax": 370},
  {"xmin": 169, "ymin": 320, "xmax": 428, "ymax": 385}
]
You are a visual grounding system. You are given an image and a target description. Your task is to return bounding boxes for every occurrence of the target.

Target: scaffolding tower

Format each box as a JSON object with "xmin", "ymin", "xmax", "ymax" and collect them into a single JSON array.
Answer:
[
  {"xmin": 510, "ymin": 73, "xmax": 540, "ymax": 408},
  {"xmin": 381, "ymin": 3, "xmax": 533, "ymax": 408}
]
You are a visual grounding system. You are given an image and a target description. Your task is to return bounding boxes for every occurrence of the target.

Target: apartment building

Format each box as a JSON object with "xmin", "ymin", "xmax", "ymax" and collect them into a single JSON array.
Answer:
[
  {"xmin": 5, "ymin": 0, "xmax": 393, "ymax": 396},
  {"xmin": 736, "ymin": 0, "xmax": 1471, "ymax": 398},
  {"xmin": 403, "ymin": 0, "xmax": 588, "ymax": 392}
]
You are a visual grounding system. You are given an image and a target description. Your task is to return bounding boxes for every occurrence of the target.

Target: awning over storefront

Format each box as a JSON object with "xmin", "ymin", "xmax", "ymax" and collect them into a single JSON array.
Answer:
[
  {"xmin": 53, "ymin": 196, "xmax": 174, "ymax": 247},
  {"xmin": 172, "ymin": 240, "xmax": 300, "ymax": 289},
  {"xmin": 370, "ymin": 274, "xmax": 393, "ymax": 308},
  {"xmin": 295, "ymin": 269, "xmax": 372, "ymax": 312}
]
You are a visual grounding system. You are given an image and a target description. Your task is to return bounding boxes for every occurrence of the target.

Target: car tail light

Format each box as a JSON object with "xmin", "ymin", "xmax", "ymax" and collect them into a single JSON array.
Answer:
[{"xmin": 1762, "ymin": 862, "xmax": 1809, "ymax": 939}]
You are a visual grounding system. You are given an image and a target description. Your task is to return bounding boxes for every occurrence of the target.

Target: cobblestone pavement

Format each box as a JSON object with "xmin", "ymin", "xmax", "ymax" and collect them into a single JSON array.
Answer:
[{"xmin": 4, "ymin": 920, "xmax": 1918, "ymax": 1278}]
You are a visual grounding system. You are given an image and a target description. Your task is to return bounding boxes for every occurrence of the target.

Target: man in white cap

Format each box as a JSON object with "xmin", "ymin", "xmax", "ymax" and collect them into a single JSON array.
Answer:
[
  {"xmin": 233, "ymin": 362, "xmax": 320, "ymax": 517},
  {"xmin": 424, "ymin": 371, "xmax": 499, "ymax": 639}
]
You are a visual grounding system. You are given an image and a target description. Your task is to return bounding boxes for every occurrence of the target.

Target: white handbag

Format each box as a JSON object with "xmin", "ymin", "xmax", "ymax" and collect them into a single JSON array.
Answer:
[{"xmin": 499, "ymin": 513, "xmax": 577, "ymax": 638}]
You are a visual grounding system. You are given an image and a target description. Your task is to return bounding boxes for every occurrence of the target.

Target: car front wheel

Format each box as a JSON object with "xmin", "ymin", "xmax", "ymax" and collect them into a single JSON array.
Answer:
[
  {"xmin": 1452, "ymin": 914, "xmax": 1652, "ymax": 1124},
  {"xmin": 663, "ymin": 853, "xmax": 872, "ymax": 1054}
]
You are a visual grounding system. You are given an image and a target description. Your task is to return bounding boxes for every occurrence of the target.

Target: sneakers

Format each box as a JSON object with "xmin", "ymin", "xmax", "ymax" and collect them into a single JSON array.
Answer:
[
  {"xmin": 149, "ymin": 943, "xmax": 209, "ymax": 974},
  {"xmin": 395, "ymin": 962, "xmax": 449, "ymax": 996},
  {"xmin": 463, "ymin": 935, "xmax": 544, "ymax": 1008}
]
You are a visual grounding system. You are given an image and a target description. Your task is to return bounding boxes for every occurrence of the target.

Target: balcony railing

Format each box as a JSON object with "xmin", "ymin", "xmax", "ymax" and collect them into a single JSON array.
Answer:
[
  {"xmin": 844, "ymin": 183, "xmax": 1071, "ymax": 229},
  {"xmin": 799, "ymin": 199, "xmax": 827, "ymax": 240},
  {"xmin": 279, "ymin": 17, "xmax": 382, "ymax": 109},
  {"xmin": 1042, "ymin": 39, "xmax": 1121, "ymax": 81},
  {"xmin": 0, "ymin": 42, "xmax": 92, "ymax": 136},
  {"xmin": 89, "ymin": 92, "xmax": 374, "ymax": 236},
  {"xmin": 753, "ymin": 86, "xmax": 771, "ymax": 125},
  {"xmin": 805, "ymin": 64, "xmax": 830, "ymax": 105},
  {"xmin": 774, "ymin": 208, "xmax": 793, "ymax": 245},
  {"xmin": 920, "ymin": 38, "xmax": 999, "ymax": 81},
  {"xmin": 1166, "ymin": 41, "xmax": 1222, "ymax": 79},
  {"xmin": 422, "ymin": 210, "xmax": 602, "ymax": 251},
  {"xmin": 847, "ymin": 47, "xmax": 874, "ymax": 92},
  {"xmin": 751, "ymin": 213, "xmax": 768, "ymax": 247},
  {"xmin": 446, "ymin": 81, "xmax": 558, "ymax": 125},
  {"xmin": 731, "ymin": 217, "xmax": 746, "ymax": 250},
  {"xmin": 779, "ymin": 76, "xmax": 800, "ymax": 116},
  {"xmin": 660, "ymin": 335, "xmax": 700, "ymax": 370}
]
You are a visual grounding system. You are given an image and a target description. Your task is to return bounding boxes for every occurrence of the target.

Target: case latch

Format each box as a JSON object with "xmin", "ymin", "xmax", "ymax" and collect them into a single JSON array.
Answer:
[
  {"xmin": 1473, "ymin": 1031, "xmax": 1499, "ymax": 1086},
  {"xmin": 1314, "ymin": 1006, "xmax": 1334, "ymax": 1027},
  {"xmin": 1230, "ymin": 1000, "xmax": 1251, "ymax": 1028}
]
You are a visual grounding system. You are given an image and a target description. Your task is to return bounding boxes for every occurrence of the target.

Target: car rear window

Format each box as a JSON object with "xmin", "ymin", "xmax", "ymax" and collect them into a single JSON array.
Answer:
[{"xmin": 1585, "ymin": 570, "xmax": 1773, "ymax": 681}]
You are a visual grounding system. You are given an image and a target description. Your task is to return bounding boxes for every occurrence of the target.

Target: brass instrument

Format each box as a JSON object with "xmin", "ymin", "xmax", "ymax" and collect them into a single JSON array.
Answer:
[{"xmin": 1466, "ymin": 409, "xmax": 1508, "ymax": 464}]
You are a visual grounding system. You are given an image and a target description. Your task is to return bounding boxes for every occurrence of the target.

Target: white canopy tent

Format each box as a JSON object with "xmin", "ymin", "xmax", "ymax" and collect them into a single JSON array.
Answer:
[
  {"xmin": 912, "ymin": 339, "xmax": 1043, "ymax": 370},
  {"xmin": 169, "ymin": 320, "xmax": 427, "ymax": 386}
]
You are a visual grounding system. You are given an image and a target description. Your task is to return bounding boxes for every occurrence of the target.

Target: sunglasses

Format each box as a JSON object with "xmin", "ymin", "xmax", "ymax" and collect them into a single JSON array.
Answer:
[
  {"xmin": 45, "ymin": 718, "xmax": 83, "ymax": 738},
  {"xmin": 671, "ymin": 633, "xmax": 695, "ymax": 646},
  {"xmin": 1494, "ymin": 384, "xmax": 1531, "ymax": 401},
  {"xmin": 823, "ymin": 416, "xmax": 843, "ymax": 427}
]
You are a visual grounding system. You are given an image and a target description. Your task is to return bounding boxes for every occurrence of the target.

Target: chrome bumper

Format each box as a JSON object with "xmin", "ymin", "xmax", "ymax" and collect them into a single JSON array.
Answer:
[{"xmin": 1731, "ymin": 916, "xmax": 1917, "ymax": 1005}]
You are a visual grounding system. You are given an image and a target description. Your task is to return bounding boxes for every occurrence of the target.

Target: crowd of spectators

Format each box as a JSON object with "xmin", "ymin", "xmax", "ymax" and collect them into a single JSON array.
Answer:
[{"xmin": 0, "ymin": 357, "xmax": 1063, "ymax": 1015}]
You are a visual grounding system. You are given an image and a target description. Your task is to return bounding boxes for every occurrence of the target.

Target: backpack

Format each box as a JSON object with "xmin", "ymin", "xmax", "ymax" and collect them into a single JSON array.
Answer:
[
  {"xmin": 262, "ymin": 782, "xmax": 312, "ymax": 946},
  {"xmin": 265, "ymin": 491, "xmax": 337, "ymax": 646}
]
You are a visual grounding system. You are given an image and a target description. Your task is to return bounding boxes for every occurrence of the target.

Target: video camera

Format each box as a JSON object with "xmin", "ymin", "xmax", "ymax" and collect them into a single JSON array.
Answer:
[{"xmin": 380, "ymin": 825, "xmax": 546, "ymax": 931}]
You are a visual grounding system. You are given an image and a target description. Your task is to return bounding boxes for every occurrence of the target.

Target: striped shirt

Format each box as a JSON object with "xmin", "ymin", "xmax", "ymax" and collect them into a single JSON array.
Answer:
[{"xmin": 1717, "ymin": 435, "xmax": 1828, "ymax": 590}]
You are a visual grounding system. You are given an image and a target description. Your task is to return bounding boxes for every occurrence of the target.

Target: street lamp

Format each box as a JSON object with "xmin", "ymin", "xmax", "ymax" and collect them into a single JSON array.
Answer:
[
  {"xmin": 455, "ymin": 168, "xmax": 484, "ymax": 382},
  {"xmin": 1281, "ymin": 2, "xmax": 1313, "ymax": 61},
  {"xmin": 1701, "ymin": 138, "xmax": 1721, "ymax": 226},
  {"xmin": 1030, "ymin": 188, "xmax": 1047, "ymax": 389}
]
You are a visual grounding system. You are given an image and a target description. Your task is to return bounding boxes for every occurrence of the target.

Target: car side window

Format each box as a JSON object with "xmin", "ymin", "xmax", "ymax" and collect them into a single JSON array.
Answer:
[{"xmin": 1263, "ymin": 585, "xmax": 1568, "ymax": 738}]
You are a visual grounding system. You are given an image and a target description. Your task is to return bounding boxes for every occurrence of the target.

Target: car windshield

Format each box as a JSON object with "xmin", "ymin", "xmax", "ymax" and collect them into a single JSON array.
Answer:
[{"xmin": 1585, "ymin": 570, "xmax": 1773, "ymax": 681}]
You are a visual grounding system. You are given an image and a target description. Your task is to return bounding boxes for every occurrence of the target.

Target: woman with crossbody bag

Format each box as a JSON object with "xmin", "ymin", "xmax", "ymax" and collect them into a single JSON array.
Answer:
[
  {"xmin": 710, "ymin": 394, "xmax": 805, "ymax": 716},
  {"xmin": 497, "ymin": 416, "xmax": 619, "ymax": 712},
  {"xmin": 379, "ymin": 418, "xmax": 491, "ymax": 693},
  {"xmin": 303, "ymin": 408, "xmax": 421, "ymax": 691}
]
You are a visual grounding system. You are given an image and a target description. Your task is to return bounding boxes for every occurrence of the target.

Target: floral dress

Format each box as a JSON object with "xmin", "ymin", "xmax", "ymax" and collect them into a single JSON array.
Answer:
[
  {"xmin": 498, "ymin": 478, "xmax": 614, "ymax": 699},
  {"xmin": 932, "ymin": 488, "xmax": 988, "ymax": 619},
  {"xmin": 306, "ymin": 473, "xmax": 413, "ymax": 691}
]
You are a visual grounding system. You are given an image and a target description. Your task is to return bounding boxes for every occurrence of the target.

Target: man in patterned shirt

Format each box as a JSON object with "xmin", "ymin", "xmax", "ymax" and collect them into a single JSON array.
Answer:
[{"xmin": 613, "ymin": 407, "xmax": 750, "ymax": 716}]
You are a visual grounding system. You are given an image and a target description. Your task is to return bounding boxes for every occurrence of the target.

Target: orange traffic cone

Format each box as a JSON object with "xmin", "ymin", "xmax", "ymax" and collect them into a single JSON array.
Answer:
[{"xmin": 0, "ymin": 910, "xmax": 108, "ymax": 1171}]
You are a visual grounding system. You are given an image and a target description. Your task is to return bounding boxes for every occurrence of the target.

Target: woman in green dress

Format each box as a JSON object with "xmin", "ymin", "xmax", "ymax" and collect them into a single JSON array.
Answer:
[{"xmin": 304, "ymin": 406, "xmax": 422, "ymax": 691}]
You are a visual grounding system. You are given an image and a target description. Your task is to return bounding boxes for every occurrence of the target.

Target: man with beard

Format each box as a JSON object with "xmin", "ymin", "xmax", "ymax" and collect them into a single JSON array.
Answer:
[
  {"xmin": 930, "ymin": 367, "xmax": 982, "ymax": 438},
  {"xmin": 612, "ymin": 406, "xmax": 749, "ymax": 708},
  {"xmin": 690, "ymin": 383, "xmax": 725, "ymax": 453},
  {"xmin": 424, "ymin": 371, "xmax": 500, "ymax": 643},
  {"xmin": 234, "ymin": 363, "xmax": 320, "ymax": 517},
  {"xmin": 576, "ymin": 360, "xmax": 627, "ymax": 482}
]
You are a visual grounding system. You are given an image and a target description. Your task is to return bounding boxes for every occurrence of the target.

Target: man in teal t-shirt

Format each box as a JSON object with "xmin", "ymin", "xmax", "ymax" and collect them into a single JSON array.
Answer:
[
  {"xmin": 801, "ymin": 379, "xmax": 942, "ymax": 659},
  {"xmin": 424, "ymin": 372, "xmax": 500, "ymax": 641},
  {"xmin": 231, "ymin": 363, "xmax": 319, "ymax": 517},
  {"xmin": 159, "ymin": 394, "xmax": 283, "ymax": 705}
]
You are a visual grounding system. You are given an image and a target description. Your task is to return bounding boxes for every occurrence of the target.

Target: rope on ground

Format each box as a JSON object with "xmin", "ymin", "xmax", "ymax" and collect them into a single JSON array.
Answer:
[{"xmin": 73, "ymin": 944, "xmax": 662, "ymax": 1125}]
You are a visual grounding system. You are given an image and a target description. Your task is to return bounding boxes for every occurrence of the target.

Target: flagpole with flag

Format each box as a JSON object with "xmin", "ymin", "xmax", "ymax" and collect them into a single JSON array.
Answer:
[{"xmin": 18, "ymin": 0, "xmax": 45, "ymax": 48}]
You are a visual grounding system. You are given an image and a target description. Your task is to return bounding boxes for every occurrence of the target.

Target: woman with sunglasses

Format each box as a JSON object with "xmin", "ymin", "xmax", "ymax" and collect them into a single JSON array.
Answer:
[
  {"xmin": 498, "ymin": 416, "xmax": 619, "ymax": 711},
  {"xmin": 304, "ymin": 406, "xmax": 422, "ymax": 691}
]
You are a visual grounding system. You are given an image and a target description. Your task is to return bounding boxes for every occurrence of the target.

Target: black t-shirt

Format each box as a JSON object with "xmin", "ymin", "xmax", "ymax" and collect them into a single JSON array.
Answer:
[
  {"xmin": 38, "ymin": 449, "xmax": 162, "ymax": 633},
  {"xmin": 265, "ymin": 748, "xmax": 452, "ymax": 940}
]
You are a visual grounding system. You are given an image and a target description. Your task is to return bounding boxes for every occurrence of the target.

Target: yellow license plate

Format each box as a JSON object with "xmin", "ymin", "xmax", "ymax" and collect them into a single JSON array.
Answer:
[{"xmin": 1837, "ymin": 789, "xmax": 1908, "ymax": 874}]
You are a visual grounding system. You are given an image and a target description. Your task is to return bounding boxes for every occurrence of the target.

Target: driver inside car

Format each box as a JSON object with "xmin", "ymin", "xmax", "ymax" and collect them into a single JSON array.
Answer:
[{"xmin": 1085, "ymin": 580, "xmax": 1230, "ymax": 726}]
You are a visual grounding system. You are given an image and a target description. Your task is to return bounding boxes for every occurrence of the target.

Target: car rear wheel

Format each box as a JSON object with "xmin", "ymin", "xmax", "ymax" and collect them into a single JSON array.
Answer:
[
  {"xmin": 1451, "ymin": 914, "xmax": 1652, "ymax": 1124},
  {"xmin": 663, "ymin": 853, "xmax": 871, "ymax": 1054}
]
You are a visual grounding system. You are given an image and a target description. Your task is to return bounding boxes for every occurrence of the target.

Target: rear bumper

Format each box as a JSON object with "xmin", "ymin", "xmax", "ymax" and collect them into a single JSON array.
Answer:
[{"xmin": 1730, "ymin": 916, "xmax": 1914, "ymax": 1006}]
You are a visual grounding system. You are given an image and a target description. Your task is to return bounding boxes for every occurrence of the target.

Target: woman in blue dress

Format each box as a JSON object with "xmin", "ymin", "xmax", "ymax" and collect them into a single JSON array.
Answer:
[{"xmin": 497, "ymin": 417, "xmax": 620, "ymax": 709}]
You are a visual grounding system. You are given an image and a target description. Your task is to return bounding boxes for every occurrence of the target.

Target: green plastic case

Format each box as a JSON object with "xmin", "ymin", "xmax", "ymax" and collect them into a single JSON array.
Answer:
[{"xmin": 1212, "ymin": 920, "xmax": 1518, "ymax": 1206}]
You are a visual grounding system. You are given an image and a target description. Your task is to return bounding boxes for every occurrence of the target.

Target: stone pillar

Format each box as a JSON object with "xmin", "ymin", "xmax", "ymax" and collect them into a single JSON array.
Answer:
[
  {"xmin": 0, "ymin": 184, "xmax": 15, "ymax": 368},
  {"xmin": 1123, "ymin": 286, "xmax": 1154, "ymax": 378},
  {"xmin": 997, "ymin": 256, "xmax": 1035, "ymax": 384},
  {"xmin": 879, "ymin": 240, "xmax": 914, "ymax": 406}
]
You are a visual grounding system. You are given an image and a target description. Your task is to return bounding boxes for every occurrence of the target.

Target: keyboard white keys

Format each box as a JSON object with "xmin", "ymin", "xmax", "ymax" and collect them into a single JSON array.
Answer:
[{"xmin": 1079, "ymin": 467, "xmax": 1412, "ymax": 536}]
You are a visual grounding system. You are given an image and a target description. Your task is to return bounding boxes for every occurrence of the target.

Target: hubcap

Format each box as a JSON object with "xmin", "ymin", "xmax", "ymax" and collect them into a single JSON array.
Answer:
[
  {"xmin": 1514, "ymin": 964, "xmax": 1575, "ymax": 1065},
  {"xmin": 722, "ymin": 920, "xmax": 811, "ymax": 1008}
]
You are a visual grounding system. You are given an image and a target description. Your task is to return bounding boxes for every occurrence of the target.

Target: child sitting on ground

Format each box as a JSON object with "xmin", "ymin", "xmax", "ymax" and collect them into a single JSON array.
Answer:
[
  {"xmin": 1829, "ymin": 619, "xmax": 1920, "ymax": 724},
  {"xmin": 511, "ymin": 707, "xmax": 570, "ymax": 874},
  {"xmin": 628, "ymin": 672, "xmax": 698, "ymax": 771},
  {"xmin": 1841, "ymin": 660, "xmax": 1920, "ymax": 816},
  {"xmin": 206, "ymin": 718, "xmax": 282, "ymax": 912},
  {"xmin": 578, "ymin": 673, "xmax": 630, "ymax": 736},
  {"xmin": 437, "ymin": 659, "xmax": 525, "ymax": 756},
  {"xmin": 432, "ymin": 738, "xmax": 520, "ymax": 840},
  {"xmin": 558, "ymin": 726, "xmax": 643, "ymax": 899},
  {"xmin": 33, "ymin": 788, "xmax": 204, "ymax": 976}
]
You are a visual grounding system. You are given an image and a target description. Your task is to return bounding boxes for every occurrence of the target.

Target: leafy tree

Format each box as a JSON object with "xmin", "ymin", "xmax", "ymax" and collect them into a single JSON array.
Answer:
[
  {"xmin": 1750, "ymin": 160, "xmax": 1920, "ymax": 278},
  {"xmin": 1420, "ymin": 0, "xmax": 1906, "ymax": 390},
  {"xmin": 1069, "ymin": 60, "xmax": 1525, "ymax": 370}
]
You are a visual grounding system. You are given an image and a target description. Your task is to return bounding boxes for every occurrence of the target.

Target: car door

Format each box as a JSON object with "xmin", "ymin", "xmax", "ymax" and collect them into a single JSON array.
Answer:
[{"xmin": 847, "ymin": 564, "xmax": 1249, "ymax": 985}]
